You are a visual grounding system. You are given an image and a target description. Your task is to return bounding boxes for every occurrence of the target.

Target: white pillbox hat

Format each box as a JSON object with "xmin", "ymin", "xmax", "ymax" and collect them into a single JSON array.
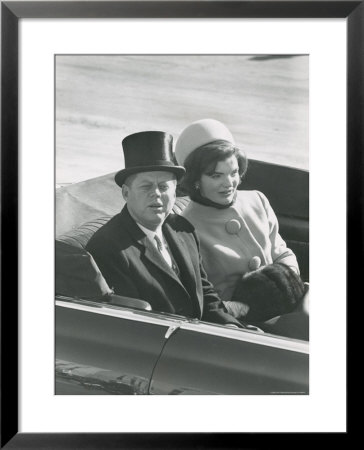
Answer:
[{"xmin": 174, "ymin": 119, "xmax": 235, "ymax": 165}]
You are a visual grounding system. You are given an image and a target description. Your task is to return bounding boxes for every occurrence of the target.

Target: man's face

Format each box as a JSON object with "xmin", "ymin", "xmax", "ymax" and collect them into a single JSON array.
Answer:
[{"xmin": 122, "ymin": 171, "xmax": 177, "ymax": 230}]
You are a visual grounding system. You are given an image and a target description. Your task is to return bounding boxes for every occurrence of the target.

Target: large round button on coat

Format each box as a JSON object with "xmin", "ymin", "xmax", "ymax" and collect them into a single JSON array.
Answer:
[
  {"xmin": 249, "ymin": 256, "xmax": 261, "ymax": 271},
  {"xmin": 225, "ymin": 219, "xmax": 241, "ymax": 234}
]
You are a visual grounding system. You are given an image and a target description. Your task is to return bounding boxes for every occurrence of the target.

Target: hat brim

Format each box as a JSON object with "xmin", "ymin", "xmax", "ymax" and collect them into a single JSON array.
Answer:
[{"xmin": 115, "ymin": 165, "xmax": 185, "ymax": 187}]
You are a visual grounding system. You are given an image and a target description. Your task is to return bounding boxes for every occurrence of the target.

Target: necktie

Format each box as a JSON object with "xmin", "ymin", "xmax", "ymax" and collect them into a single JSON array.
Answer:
[
  {"xmin": 154, "ymin": 235, "xmax": 172, "ymax": 267},
  {"xmin": 154, "ymin": 235, "xmax": 179, "ymax": 275}
]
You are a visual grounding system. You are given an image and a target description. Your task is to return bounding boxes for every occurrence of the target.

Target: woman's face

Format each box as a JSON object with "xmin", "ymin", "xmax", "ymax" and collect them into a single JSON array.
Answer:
[{"xmin": 199, "ymin": 155, "xmax": 240, "ymax": 205}]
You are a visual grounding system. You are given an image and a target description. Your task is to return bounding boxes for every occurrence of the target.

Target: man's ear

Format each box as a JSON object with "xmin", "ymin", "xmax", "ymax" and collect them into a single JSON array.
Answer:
[{"xmin": 121, "ymin": 184, "xmax": 129, "ymax": 201}]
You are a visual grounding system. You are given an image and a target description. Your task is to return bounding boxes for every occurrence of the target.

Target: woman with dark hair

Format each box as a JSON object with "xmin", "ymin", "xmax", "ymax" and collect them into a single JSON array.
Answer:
[{"xmin": 175, "ymin": 119, "xmax": 308, "ymax": 339}]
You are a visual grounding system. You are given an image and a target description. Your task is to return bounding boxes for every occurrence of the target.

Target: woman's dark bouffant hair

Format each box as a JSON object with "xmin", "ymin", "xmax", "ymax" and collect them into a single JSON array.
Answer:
[{"xmin": 180, "ymin": 140, "xmax": 248, "ymax": 196}]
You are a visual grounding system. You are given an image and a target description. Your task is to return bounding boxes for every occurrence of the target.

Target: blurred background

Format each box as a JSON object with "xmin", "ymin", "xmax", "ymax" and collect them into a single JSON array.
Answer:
[{"xmin": 56, "ymin": 54, "xmax": 308, "ymax": 186}]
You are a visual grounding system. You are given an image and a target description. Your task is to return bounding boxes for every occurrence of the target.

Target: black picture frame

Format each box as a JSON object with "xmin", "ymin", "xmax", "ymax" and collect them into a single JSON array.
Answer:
[{"xmin": 1, "ymin": 1, "xmax": 359, "ymax": 447}]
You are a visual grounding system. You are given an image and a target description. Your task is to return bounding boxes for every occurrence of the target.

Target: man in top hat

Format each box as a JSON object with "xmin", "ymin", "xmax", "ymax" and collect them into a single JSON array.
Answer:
[{"xmin": 86, "ymin": 131, "xmax": 242, "ymax": 327}]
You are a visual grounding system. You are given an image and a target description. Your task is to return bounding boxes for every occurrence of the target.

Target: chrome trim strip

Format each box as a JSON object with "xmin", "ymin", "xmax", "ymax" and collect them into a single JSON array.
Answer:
[
  {"xmin": 56, "ymin": 300, "xmax": 177, "ymax": 328},
  {"xmin": 165, "ymin": 325, "xmax": 180, "ymax": 339},
  {"xmin": 56, "ymin": 300, "xmax": 308, "ymax": 354},
  {"xmin": 180, "ymin": 322, "xmax": 309, "ymax": 354}
]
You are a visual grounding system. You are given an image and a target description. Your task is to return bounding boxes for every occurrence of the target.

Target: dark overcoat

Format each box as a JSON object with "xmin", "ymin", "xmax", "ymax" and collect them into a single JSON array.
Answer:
[{"xmin": 86, "ymin": 205, "xmax": 240, "ymax": 326}]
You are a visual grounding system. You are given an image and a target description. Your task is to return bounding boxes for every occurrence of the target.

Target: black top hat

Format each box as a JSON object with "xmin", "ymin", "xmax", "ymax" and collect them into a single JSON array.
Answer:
[{"xmin": 115, "ymin": 131, "xmax": 185, "ymax": 187}]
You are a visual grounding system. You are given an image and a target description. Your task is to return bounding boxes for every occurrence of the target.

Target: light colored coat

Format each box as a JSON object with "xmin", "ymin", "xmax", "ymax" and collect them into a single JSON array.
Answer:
[{"xmin": 182, "ymin": 190, "xmax": 299, "ymax": 302}]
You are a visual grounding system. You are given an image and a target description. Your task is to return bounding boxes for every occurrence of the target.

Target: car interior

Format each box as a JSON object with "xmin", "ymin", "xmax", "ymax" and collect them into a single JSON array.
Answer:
[{"xmin": 55, "ymin": 159, "xmax": 309, "ymax": 321}]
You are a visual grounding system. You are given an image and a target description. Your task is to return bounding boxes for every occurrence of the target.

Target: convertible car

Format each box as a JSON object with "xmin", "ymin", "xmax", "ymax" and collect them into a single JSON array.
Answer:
[{"xmin": 55, "ymin": 159, "xmax": 309, "ymax": 395}]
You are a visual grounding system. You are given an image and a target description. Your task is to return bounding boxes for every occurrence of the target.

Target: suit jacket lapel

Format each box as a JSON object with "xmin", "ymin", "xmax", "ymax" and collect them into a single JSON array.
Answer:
[
  {"xmin": 163, "ymin": 218, "xmax": 200, "ymax": 314},
  {"xmin": 120, "ymin": 206, "xmax": 188, "ymax": 290},
  {"xmin": 143, "ymin": 236, "xmax": 184, "ymax": 286}
]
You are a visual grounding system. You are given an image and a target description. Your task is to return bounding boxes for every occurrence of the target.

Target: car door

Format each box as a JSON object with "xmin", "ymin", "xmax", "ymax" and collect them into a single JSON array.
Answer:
[
  {"xmin": 55, "ymin": 296, "xmax": 183, "ymax": 395},
  {"xmin": 56, "ymin": 297, "xmax": 309, "ymax": 395},
  {"xmin": 150, "ymin": 321, "xmax": 309, "ymax": 395}
]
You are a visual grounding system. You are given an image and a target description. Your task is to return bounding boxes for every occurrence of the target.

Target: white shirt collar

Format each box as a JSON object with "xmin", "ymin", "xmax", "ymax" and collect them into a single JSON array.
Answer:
[{"xmin": 136, "ymin": 222, "xmax": 163, "ymax": 242}]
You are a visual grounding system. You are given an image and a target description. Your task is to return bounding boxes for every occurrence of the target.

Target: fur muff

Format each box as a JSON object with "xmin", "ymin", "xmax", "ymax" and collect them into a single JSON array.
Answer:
[{"xmin": 231, "ymin": 263, "xmax": 305, "ymax": 322}]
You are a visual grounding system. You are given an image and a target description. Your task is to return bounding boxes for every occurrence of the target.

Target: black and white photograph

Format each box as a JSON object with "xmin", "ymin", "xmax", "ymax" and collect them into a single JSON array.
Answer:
[
  {"xmin": 55, "ymin": 54, "xmax": 309, "ymax": 395},
  {"xmin": 2, "ymin": 0, "xmax": 355, "ymax": 443}
]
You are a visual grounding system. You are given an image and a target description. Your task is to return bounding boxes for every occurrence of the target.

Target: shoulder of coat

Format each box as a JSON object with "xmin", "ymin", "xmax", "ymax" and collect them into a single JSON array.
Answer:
[
  {"xmin": 235, "ymin": 189, "xmax": 263, "ymax": 204},
  {"xmin": 166, "ymin": 212, "xmax": 195, "ymax": 233}
]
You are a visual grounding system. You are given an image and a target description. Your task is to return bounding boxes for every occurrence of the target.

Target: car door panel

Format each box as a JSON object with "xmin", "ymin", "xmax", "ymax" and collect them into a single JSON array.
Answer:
[
  {"xmin": 56, "ymin": 301, "xmax": 309, "ymax": 395},
  {"xmin": 150, "ymin": 324, "xmax": 309, "ymax": 395},
  {"xmin": 56, "ymin": 301, "xmax": 171, "ymax": 395}
]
